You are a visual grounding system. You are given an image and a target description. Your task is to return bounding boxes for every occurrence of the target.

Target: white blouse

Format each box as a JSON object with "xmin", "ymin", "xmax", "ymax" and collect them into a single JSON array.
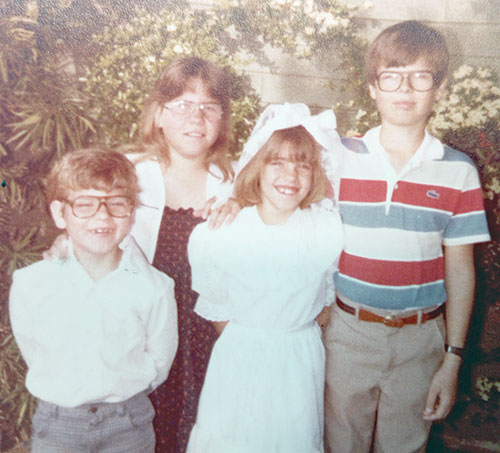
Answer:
[{"xmin": 130, "ymin": 155, "xmax": 234, "ymax": 263}]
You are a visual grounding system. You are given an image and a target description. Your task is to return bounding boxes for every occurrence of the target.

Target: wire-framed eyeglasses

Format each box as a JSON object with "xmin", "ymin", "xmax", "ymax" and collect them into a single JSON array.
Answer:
[
  {"xmin": 64, "ymin": 196, "xmax": 133, "ymax": 218},
  {"xmin": 376, "ymin": 71, "xmax": 435, "ymax": 92},
  {"xmin": 163, "ymin": 100, "xmax": 223, "ymax": 121}
]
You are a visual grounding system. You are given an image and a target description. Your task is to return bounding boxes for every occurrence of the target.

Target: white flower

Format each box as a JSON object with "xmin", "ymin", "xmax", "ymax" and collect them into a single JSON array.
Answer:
[
  {"xmin": 339, "ymin": 17, "xmax": 350, "ymax": 28},
  {"xmin": 453, "ymin": 65, "xmax": 473, "ymax": 80},
  {"xmin": 449, "ymin": 111, "xmax": 465, "ymax": 125},
  {"xmin": 304, "ymin": 26, "xmax": 315, "ymax": 35},
  {"xmin": 488, "ymin": 177, "xmax": 500, "ymax": 195},
  {"xmin": 355, "ymin": 109, "xmax": 367, "ymax": 120},
  {"xmin": 304, "ymin": 0, "xmax": 314, "ymax": 14},
  {"xmin": 477, "ymin": 68, "xmax": 491, "ymax": 79},
  {"xmin": 173, "ymin": 44, "xmax": 183, "ymax": 54},
  {"xmin": 448, "ymin": 94, "xmax": 460, "ymax": 105},
  {"xmin": 465, "ymin": 109, "xmax": 487, "ymax": 127},
  {"xmin": 167, "ymin": 24, "xmax": 177, "ymax": 32}
]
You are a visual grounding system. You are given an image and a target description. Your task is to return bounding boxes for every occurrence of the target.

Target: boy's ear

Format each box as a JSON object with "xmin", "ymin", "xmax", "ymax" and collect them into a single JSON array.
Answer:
[
  {"xmin": 50, "ymin": 200, "xmax": 67, "ymax": 229},
  {"xmin": 368, "ymin": 84, "xmax": 377, "ymax": 100},
  {"xmin": 434, "ymin": 78, "xmax": 448, "ymax": 102}
]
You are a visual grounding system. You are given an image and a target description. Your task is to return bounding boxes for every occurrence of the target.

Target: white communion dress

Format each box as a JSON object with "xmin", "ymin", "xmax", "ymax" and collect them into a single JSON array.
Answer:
[{"xmin": 186, "ymin": 206, "xmax": 343, "ymax": 453}]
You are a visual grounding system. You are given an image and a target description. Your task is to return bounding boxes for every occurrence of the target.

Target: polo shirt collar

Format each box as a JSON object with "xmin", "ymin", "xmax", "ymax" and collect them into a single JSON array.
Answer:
[{"xmin": 362, "ymin": 126, "xmax": 444, "ymax": 165}]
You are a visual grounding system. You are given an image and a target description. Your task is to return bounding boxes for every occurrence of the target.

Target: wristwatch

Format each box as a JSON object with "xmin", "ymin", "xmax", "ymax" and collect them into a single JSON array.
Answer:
[{"xmin": 445, "ymin": 344, "xmax": 465, "ymax": 359}]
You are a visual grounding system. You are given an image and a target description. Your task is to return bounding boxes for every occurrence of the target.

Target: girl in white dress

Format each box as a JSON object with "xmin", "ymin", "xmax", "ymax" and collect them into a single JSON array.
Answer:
[{"xmin": 186, "ymin": 104, "xmax": 345, "ymax": 453}]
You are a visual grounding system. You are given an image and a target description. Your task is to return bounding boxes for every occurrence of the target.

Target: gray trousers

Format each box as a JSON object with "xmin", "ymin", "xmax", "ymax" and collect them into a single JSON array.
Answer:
[{"xmin": 31, "ymin": 392, "xmax": 155, "ymax": 453}]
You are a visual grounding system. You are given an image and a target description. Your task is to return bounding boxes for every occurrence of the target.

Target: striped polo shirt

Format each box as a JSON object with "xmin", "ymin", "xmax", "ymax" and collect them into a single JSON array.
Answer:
[{"xmin": 335, "ymin": 126, "xmax": 490, "ymax": 310}]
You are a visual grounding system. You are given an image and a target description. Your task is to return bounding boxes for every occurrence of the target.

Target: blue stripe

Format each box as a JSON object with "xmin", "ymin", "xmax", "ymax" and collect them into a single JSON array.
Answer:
[
  {"xmin": 442, "ymin": 145, "xmax": 476, "ymax": 166},
  {"xmin": 339, "ymin": 203, "xmax": 451, "ymax": 232},
  {"xmin": 445, "ymin": 212, "xmax": 490, "ymax": 239},
  {"xmin": 335, "ymin": 273, "xmax": 447, "ymax": 309},
  {"xmin": 341, "ymin": 137, "xmax": 369, "ymax": 154}
]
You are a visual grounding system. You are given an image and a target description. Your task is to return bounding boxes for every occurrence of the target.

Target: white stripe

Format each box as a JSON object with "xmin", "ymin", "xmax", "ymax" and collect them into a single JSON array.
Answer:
[
  {"xmin": 443, "ymin": 234, "xmax": 491, "ymax": 246},
  {"xmin": 404, "ymin": 161, "xmax": 482, "ymax": 191},
  {"xmin": 343, "ymin": 225, "xmax": 443, "ymax": 261}
]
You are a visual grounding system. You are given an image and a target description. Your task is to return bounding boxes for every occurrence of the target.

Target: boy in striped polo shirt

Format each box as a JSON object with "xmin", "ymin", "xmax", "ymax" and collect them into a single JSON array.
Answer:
[{"xmin": 324, "ymin": 21, "xmax": 490, "ymax": 452}]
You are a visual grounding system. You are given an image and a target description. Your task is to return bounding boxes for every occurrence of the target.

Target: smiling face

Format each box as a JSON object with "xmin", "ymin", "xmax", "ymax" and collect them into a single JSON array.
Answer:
[
  {"xmin": 369, "ymin": 58, "xmax": 446, "ymax": 130},
  {"xmin": 154, "ymin": 78, "xmax": 222, "ymax": 164},
  {"xmin": 50, "ymin": 188, "xmax": 133, "ymax": 265},
  {"xmin": 257, "ymin": 143, "xmax": 313, "ymax": 225}
]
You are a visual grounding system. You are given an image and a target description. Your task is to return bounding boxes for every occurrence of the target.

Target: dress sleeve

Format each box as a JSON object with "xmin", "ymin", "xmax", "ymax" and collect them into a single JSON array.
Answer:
[{"xmin": 188, "ymin": 224, "xmax": 234, "ymax": 322}]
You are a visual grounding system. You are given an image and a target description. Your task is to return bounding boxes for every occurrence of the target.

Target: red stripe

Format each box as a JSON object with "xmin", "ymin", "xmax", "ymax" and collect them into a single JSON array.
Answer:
[
  {"xmin": 392, "ymin": 182, "xmax": 459, "ymax": 211},
  {"xmin": 454, "ymin": 188, "xmax": 486, "ymax": 215},
  {"xmin": 338, "ymin": 252, "xmax": 444, "ymax": 286},
  {"xmin": 339, "ymin": 179, "xmax": 386, "ymax": 203}
]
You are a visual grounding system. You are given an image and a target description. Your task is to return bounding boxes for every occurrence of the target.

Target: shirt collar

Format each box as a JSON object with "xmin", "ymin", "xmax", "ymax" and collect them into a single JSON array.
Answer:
[
  {"xmin": 362, "ymin": 125, "xmax": 444, "ymax": 164},
  {"xmin": 64, "ymin": 234, "xmax": 142, "ymax": 278}
]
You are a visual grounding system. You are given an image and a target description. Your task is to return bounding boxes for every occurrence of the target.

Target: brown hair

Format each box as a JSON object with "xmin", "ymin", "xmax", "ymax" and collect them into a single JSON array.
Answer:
[
  {"xmin": 366, "ymin": 20, "xmax": 449, "ymax": 87},
  {"xmin": 46, "ymin": 147, "xmax": 140, "ymax": 205},
  {"xmin": 140, "ymin": 57, "xmax": 233, "ymax": 181},
  {"xmin": 235, "ymin": 126, "xmax": 328, "ymax": 209}
]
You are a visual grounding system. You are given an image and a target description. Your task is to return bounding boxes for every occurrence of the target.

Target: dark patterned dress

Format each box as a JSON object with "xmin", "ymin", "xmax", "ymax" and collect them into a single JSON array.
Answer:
[{"xmin": 150, "ymin": 206, "xmax": 219, "ymax": 453}]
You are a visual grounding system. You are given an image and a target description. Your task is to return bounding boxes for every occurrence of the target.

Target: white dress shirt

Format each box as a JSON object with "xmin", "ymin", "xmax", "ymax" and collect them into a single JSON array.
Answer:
[{"xmin": 9, "ymin": 237, "xmax": 178, "ymax": 408}]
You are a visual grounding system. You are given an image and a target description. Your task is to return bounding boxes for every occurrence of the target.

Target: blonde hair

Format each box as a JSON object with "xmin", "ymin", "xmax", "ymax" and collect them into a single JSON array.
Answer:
[
  {"xmin": 235, "ymin": 126, "xmax": 328, "ymax": 209},
  {"xmin": 366, "ymin": 20, "xmax": 449, "ymax": 87},
  {"xmin": 46, "ymin": 147, "xmax": 140, "ymax": 205},
  {"xmin": 139, "ymin": 57, "xmax": 234, "ymax": 182}
]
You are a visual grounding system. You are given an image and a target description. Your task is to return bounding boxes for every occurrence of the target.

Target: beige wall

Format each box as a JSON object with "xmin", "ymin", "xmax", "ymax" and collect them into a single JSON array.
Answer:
[{"xmin": 193, "ymin": 0, "xmax": 500, "ymax": 109}]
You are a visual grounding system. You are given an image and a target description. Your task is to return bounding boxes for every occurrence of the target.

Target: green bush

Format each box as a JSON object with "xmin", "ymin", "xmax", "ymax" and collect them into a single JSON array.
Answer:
[{"xmin": 0, "ymin": 1, "xmax": 367, "ymax": 449}]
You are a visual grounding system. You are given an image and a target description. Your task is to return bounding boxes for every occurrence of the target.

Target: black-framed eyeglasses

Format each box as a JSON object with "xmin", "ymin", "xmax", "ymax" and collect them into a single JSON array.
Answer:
[
  {"xmin": 376, "ymin": 70, "xmax": 435, "ymax": 92},
  {"xmin": 163, "ymin": 100, "xmax": 223, "ymax": 121},
  {"xmin": 64, "ymin": 196, "xmax": 133, "ymax": 218}
]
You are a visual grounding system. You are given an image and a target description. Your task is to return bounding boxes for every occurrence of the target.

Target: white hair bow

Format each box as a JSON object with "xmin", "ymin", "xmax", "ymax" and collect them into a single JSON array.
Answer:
[{"xmin": 236, "ymin": 103, "xmax": 345, "ymax": 207}]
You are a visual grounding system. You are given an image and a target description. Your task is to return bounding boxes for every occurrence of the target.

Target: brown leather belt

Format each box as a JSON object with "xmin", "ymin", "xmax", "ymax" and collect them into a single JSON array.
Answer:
[{"xmin": 336, "ymin": 298, "xmax": 444, "ymax": 328}]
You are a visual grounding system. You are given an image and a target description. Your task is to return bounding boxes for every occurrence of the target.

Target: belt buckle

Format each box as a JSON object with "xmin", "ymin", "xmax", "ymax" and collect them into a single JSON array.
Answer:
[{"xmin": 383, "ymin": 315, "xmax": 404, "ymax": 328}]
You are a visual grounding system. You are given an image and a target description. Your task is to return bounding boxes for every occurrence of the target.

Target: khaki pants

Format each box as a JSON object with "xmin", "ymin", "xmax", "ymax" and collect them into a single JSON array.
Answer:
[{"xmin": 324, "ymin": 304, "xmax": 445, "ymax": 453}]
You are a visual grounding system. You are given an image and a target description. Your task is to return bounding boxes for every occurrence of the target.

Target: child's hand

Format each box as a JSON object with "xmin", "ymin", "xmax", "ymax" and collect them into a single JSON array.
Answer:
[
  {"xmin": 422, "ymin": 354, "xmax": 460, "ymax": 420},
  {"xmin": 316, "ymin": 306, "xmax": 331, "ymax": 328},
  {"xmin": 194, "ymin": 196, "xmax": 217, "ymax": 221},
  {"xmin": 208, "ymin": 198, "xmax": 241, "ymax": 229},
  {"xmin": 194, "ymin": 197, "xmax": 241, "ymax": 229},
  {"xmin": 43, "ymin": 233, "xmax": 69, "ymax": 260},
  {"xmin": 212, "ymin": 321, "xmax": 229, "ymax": 335}
]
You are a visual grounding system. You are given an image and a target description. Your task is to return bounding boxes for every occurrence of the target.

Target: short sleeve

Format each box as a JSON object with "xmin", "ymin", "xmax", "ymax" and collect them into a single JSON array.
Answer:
[
  {"xmin": 188, "ymin": 224, "xmax": 234, "ymax": 322},
  {"xmin": 442, "ymin": 160, "xmax": 490, "ymax": 246}
]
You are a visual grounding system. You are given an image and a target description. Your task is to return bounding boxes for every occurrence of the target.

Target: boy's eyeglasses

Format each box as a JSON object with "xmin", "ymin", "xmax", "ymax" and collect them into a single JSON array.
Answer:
[
  {"xmin": 376, "ymin": 71, "xmax": 435, "ymax": 92},
  {"xmin": 163, "ymin": 100, "xmax": 223, "ymax": 121},
  {"xmin": 64, "ymin": 196, "xmax": 133, "ymax": 218}
]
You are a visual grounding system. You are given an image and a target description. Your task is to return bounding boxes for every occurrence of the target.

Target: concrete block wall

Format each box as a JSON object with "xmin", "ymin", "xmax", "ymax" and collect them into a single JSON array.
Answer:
[{"xmin": 192, "ymin": 0, "xmax": 500, "ymax": 110}]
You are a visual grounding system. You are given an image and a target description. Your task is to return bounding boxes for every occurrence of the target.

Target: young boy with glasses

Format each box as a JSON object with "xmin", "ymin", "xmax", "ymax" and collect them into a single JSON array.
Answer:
[
  {"xmin": 323, "ymin": 21, "xmax": 490, "ymax": 452},
  {"xmin": 9, "ymin": 147, "xmax": 178, "ymax": 452}
]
